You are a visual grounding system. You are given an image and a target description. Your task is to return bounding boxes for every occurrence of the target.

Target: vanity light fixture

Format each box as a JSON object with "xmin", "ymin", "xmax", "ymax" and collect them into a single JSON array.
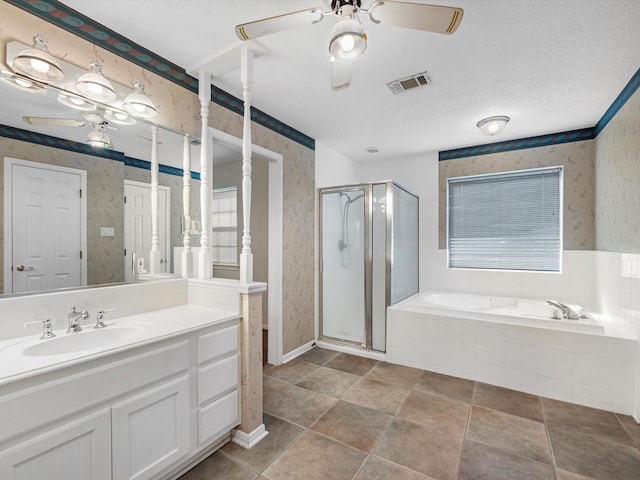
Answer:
[
  {"xmin": 329, "ymin": 7, "xmax": 367, "ymax": 60},
  {"xmin": 75, "ymin": 60, "xmax": 116, "ymax": 102},
  {"xmin": 477, "ymin": 115, "xmax": 510, "ymax": 136},
  {"xmin": 0, "ymin": 71, "xmax": 46, "ymax": 93},
  {"xmin": 57, "ymin": 91, "xmax": 97, "ymax": 112},
  {"xmin": 11, "ymin": 34, "xmax": 64, "ymax": 84},
  {"xmin": 104, "ymin": 109, "xmax": 137, "ymax": 125},
  {"xmin": 122, "ymin": 80, "xmax": 157, "ymax": 118},
  {"xmin": 87, "ymin": 123, "xmax": 111, "ymax": 148}
]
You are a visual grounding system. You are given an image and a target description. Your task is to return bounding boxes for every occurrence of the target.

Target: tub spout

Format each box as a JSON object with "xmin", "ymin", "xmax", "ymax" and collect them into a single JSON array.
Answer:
[{"xmin": 546, "ymin": 300, "xmax": 580, "ymax": 320}]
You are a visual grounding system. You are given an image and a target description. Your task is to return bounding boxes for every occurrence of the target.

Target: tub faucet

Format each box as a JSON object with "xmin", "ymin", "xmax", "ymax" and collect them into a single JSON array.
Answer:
[
  {"xmin": 546, "ymin": 300, "xmax": 580, "ymax": 320},
  {"xmin": 68, "ymin": 307, "xmax": 90, "ymax": 333}
]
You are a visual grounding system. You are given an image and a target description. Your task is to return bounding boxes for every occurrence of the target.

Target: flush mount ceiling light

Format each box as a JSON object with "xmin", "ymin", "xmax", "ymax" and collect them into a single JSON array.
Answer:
[
  {"xmin": 75, "ymin": 60, "xmax": 116, "ymax": 102},
  {"xmin": 11, "ymin": 34, "xmax": 64, "ymax": 84},
  {"xmin": 57, "ymin": 91, "xmax": 97, "ymax": 112},
  {"xmin": 104, "ymin": 109, "xmax": 136, "ymax": 125},
  {"xmin": 122, "ymin": 80, "xmax": 157, "ymax": 118},
  {"xmin": 87, "ymin": 123, "xmax": 111, "ymax": 148},
  {"xmin": 477, "ymin": 115, "xmax": 510, "ymax": 136},
  {"xmin": 329, "ymin": 6, "xmax": 367, "ymax": 60},
  {"xmin": 0, "ymin": 71, "xmax": 46, "ymax": 93}
]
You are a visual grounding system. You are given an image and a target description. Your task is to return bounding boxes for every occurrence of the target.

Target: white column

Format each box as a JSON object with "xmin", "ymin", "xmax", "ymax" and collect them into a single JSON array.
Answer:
[
  {"xmin": 181, "ymin": 134, "xmax": 193, "ymax": 277},
  {"xmin": 198, "ymin": 70, "xmax": 212, "ymax": 279},
  {"xmin": 149, "ymin": 125, "xmax": 161, "ymax": 273},
  {"xmin": 240, "ymin": 48, "xmax": 254, "ymax": 284}
]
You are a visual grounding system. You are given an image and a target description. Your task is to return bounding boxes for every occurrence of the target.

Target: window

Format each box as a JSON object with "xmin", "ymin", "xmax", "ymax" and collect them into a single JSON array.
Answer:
[
  {"xmin": 211, "ymin": 186, "xmax": 238, "ymax": 266},
  {"xmin": 447, "ymin": 166, "xmax": 562, "ymax": 272}
]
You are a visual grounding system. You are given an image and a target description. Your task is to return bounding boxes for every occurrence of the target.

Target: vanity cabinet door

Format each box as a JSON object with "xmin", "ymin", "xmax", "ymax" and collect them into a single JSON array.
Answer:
[
  {"xmin": 112, "ymin": 376, "xmax": 190, "ymax": 480},
  {"xmin": 0, "ymin": 409, "xmax": 111, "ymax": 480}
]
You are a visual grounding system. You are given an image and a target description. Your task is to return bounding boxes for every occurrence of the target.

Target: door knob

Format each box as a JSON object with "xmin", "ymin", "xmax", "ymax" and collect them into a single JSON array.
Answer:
[{"xmin": 16, "ymin": 265, "xmax": 34, "ymax": 272}]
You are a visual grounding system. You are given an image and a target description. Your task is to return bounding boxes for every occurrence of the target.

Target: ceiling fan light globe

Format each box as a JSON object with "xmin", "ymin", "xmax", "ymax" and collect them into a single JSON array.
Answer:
[
  {"xmin": 87, "ymin": 125, "xmax": 111, "ymax": 148},
  {"xmin": 329, "ymin": 18, "xmax": 366, "ymax": 60}
]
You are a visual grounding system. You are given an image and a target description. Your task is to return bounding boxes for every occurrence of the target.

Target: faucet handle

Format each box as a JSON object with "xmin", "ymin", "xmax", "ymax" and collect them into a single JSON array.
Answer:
[
  {"xmin": 24, "ymin": 319, "xmax": 56, "ymax": 339},
  {"xmin": 95, "ymin": 308, "xmax": 116, "ymax": 328}
]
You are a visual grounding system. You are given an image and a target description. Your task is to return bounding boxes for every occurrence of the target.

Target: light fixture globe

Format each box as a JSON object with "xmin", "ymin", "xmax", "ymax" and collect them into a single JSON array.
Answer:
[
  {"xmin": 329, "ymin": 16, "xmax": 367, "ymax": 60},
  {"xmin": 87, "ymin": 124, "xmax": 111, "ymax": 148},
  {"xmin": 104, "ymin": 109, "xmax": 137, "ymax": 125},
  {"xmin": 57, "ymin": 90, "xmax": 97, "ymax": 112},
  {"xmin": 11, "ymin": 34, "xmax": 64, "ymax": 84},
  {"xmin": 477, "ymin": 115, "xmax": 510, "ymax": 136},
  {"xmin": 123, "ymin": 80, "xmax": 157, "ymax": 118},
  {"xmin": 75, "ymin": 60, "xmax": 116, "ymax": 102},
  {"xmin": 0, "ymin": 71, "xmax": 46, "ymax": 93}
]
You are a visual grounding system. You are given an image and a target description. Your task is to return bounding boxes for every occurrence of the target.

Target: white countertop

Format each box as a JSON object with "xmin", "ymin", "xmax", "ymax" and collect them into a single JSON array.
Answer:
[{"xmin": 0, "ymin": 304, "xmax": 240, "ymax": 386}]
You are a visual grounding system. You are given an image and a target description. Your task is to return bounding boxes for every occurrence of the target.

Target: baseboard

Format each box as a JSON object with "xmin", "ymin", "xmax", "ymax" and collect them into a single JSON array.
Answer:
[
  {"xmin": 315, "ymin": 340, "xmax": 387, "ymax": 361},
  {"xmin": 281, "ymin": 340, "xmax": 315, "ymax": 363},
  {"xmin": 232, "ymin": 424, "xmax": 269, "ymax": 449},
  {"xmin": 633, "ymin": 413, "xmax": 640, "ymax": 424}
]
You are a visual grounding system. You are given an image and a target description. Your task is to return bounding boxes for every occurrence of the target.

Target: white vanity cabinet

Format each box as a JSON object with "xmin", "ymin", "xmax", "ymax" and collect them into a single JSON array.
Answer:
[{"xmin": 0, "ymin": 315, "xmax": 241, "ymax": 480}]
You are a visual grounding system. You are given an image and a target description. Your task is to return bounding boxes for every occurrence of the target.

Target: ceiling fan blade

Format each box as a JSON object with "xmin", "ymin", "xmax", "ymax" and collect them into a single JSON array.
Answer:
[
  {"xmin": 367, "ymin": 1, "xmax": 463, "ymax": 34},
  {"xmin": 22, "ymin": 116, "xmax": 86, "ymax": 127},
  {"xmin": 331, "ymin": 58, "xmax": 352, "ymax": 91},
  {"xmin": 236, "ymin": 8, "xmax": 325, "ymax": 41}
]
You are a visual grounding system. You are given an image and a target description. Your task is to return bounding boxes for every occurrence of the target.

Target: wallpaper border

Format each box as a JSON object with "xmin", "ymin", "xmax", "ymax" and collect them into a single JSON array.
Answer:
[{"xmin": 6, "ymin": 0, "xmax": 315, "ymax": 151}]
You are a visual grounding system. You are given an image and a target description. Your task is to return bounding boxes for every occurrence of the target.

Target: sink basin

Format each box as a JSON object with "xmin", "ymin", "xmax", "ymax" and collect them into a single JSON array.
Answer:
[{"xmin": 22, "ymin": 325, "xmax": 145, "ymax": 357}]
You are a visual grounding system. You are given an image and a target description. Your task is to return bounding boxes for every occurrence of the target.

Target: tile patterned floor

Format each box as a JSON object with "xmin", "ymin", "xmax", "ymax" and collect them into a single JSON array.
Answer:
[{"xmin": 180, "ymin": 347, "xmax": 640, "ymax": 480}]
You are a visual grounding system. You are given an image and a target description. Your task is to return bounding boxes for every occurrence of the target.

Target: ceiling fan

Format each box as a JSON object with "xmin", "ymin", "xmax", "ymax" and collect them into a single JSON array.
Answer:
[{"xmin": 235, "ymin": 0, "xmax": 463, "ymax": 91}]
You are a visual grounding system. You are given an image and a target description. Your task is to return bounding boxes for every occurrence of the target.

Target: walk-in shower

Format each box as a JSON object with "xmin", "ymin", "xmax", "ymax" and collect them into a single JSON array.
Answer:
[{"xmin": 319, "ymin": 181, "xmax": 419, "ymax": 352}]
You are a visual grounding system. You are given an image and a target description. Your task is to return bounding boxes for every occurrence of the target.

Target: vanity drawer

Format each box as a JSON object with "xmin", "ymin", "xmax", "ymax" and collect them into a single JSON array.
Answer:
[
  {"xmin": 197, "ymin": 354, "xmax": 239, "ymax": 406},
  {"xmin": 198, "ymin": 389, "xmax": 239, "ymax": 446},
  {"xmin": 197, "ymin": 324, "xmax": 238, "ymax": 365}
]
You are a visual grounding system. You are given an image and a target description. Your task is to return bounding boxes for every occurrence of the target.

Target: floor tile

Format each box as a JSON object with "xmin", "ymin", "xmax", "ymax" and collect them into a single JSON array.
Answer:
[
  {"xmin": 398, "ymin": 390, "xmax": 470, "ymax": 436},
  {"xmin": 325, "ymin": 352, "xmax": 378, "ymax": 376},
  {"xmin": 458, "ymin": 439, "xmax": 556, "ymax": 480},
  {"xmin": 261, "ymin": 431, "xmax": 366, "ymax": 480},
  {"xmin": 296, "ymin": 366, "xmax": 360, "ymax": 398},
  {"xmin": 617, "ymin": 413, "xmax": 640, "ymax": 448},
  {"xmin": 414, "ymin": 370, "xmax": 475, "ymax": 403},
  {"xmin": 263, "ymin": 359, "xmax": 318, "ymax": 383},
  {"xmin": 311, "ymin": 400, "xmax": 392, "ymax": 452},
  {"xmin": 264, "ymin": 384, "xmax": 337, "ymax": 427},
  {"xmin": 343, "ymin": 378, "xmax": 410, "ymax": 415},
  {"xmin": 542, "ymin": 397, "xmax": 633, "ymax": 446},
  {"xmin": 555, "ymin": 469, "xmax": 597, "ymax": 480},
  {"xmin": 221, "ymin": 414, "xmax": 303, "ymax": 471},
  {"xmin": 354, "ymin": 455, "xmax": 434, "ymax": 480},
  {"xmin": 178, "ymin": 451, "xmax": 257, "ymax": 480},
  {"xmin": 297, "ymin": 347, "xmax": 340, "ymax": 366},
  {"xmin": 263, "ymin": 375, "xmax": 291, "ymax": 397},
  {"xmin": 474, "ymin": 382, "xmax": 543, "ymax": 421},
  {"xmin": 467, "ymin": 406, "xmax": 553, "ymax": 464},
  {"xmin": 549, "ymin": 426, "xmax": 640, "ymax": 479},
  {"xmin": 373, "ymin": 417, "xmax": 464, "ymax": 480},
  {"xmin": 365, "ymin": 361, "xmax": 423, "ymax": 388}
]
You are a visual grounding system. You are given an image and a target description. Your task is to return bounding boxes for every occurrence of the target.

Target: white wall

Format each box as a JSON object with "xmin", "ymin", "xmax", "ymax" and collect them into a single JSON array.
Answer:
[{"xmin": 315, "ymin": 141, "xmax": 359, "ymax": 188}]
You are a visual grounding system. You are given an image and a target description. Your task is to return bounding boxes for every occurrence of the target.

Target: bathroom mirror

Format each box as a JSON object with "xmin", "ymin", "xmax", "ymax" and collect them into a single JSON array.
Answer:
[{"xmin": 0, "ymin": 72, "xmax": 200, "ymax": 296}]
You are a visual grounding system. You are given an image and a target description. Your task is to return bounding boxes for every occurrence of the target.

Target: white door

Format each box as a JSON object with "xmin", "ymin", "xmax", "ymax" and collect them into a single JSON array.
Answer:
[
  {"xmin": 124, "ymin": 181, "xmax": 170, "ymax": 282},
  {"xmin": 8, "ymin": 160, "xmax": 85, "ymax": 294}
]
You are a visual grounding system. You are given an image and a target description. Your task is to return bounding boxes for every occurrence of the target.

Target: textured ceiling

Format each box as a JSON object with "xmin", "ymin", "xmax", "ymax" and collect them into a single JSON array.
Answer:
[{"xmin": 51, "ymin": 1, "xmax": 640, "ymax": 162}]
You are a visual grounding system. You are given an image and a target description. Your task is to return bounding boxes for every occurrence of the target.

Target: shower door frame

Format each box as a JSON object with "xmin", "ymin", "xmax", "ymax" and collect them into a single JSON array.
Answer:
[{"xmin": 318, "ymin": 184, "xmax": 372, "ymax": 349}]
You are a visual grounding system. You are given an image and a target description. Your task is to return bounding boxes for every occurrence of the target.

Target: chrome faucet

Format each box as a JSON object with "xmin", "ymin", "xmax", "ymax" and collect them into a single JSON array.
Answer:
[
  {"xmin": 67, "ymin": 307, "xmax": 90, "ymax": 333},
  {"xmin": 546, "ymin": 300, "xmax": 580, "ymax": 320}
]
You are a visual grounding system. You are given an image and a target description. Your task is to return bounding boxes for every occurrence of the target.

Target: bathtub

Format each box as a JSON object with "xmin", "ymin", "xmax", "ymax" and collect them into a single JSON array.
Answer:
[
  {"xmin": 395, "ymin": 292, "xmax": 604, "ymax": 334},
  {"xmin": 386, "ymin": 291, "xmax": 637, "ymax": 414}
]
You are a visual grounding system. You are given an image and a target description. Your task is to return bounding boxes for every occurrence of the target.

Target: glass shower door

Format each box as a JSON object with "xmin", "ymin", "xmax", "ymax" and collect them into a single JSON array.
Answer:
[{"xmin": 320, "ymin": 187, "xmax": 366, "ymax": 346}]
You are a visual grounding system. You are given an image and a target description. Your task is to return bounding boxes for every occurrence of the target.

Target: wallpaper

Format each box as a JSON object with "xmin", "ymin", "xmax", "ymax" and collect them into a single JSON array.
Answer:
[
  {"xmin": 1, "ymin": 2, "xmax": 316, "ymax": 356},
  {"xmin": 595, "ymin": 83, "xmax": 640, "ymax": 253},
  {"xmin": 438, "ymin": 140, "xmax": 596, "ymax": 250}
]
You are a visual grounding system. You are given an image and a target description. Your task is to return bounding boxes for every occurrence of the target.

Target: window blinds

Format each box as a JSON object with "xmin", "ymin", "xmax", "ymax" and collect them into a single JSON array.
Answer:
[{"xmin": 447, "ymin": 167, "xmax": 562, "ymax": 272}]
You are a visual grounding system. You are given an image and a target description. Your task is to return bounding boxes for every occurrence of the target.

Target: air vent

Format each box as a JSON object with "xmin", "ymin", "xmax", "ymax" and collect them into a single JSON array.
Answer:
[{"xmin": 387, "ymin": 71, "xmax": 433, "ymax": 95}]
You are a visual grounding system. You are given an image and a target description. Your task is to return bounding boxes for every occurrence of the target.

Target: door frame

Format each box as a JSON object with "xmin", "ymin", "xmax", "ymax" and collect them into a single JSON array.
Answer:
[
  {"xmin": 3, "ymin": 157, "xmax": 88, "ymax": 294},
  {"xmin": 123, "ymin": 179, "xmax": 171, "ymax": 278}
]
